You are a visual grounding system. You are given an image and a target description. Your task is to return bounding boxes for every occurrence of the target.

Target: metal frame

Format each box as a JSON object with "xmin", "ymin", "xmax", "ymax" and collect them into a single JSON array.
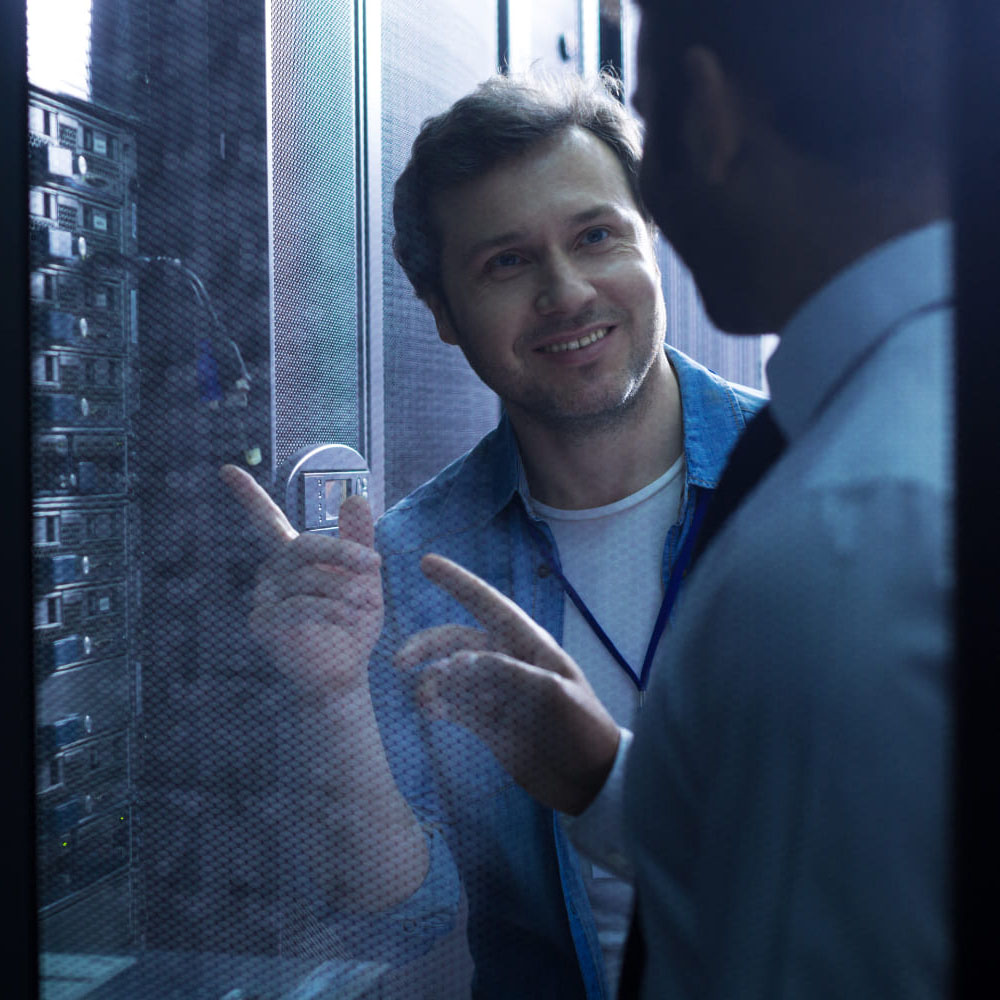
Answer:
[{"xmin": 359, "ymin": 0, "xmax": 386, "ymax": 519}]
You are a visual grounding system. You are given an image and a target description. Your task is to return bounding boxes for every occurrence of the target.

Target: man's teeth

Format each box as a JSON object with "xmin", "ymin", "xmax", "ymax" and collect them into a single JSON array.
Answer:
[{"xmin": 540, "ymin": 328, "xmax": 610, "ymax": 353}]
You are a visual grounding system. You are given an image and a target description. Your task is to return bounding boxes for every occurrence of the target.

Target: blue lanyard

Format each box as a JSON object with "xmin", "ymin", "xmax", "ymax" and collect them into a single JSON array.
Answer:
[{"xmin": 523, "ymin": 489, "xmax": 711, "ymax": 692}]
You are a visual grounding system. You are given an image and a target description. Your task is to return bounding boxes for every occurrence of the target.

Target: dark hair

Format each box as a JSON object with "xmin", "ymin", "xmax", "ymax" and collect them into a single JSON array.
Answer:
[
  {"xmin": 392, "ymin": 72, "xmax": 649, "ymax": 304},
  {"xmin": 636, "ymin": 0, "xmax": 948, "ymax": 167}
]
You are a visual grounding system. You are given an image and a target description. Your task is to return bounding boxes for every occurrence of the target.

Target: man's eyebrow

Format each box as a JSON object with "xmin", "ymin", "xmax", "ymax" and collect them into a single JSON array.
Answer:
[
  {"xmin": 463, "ymin": 204, "xmax": 629, "ymax": 259},
  {"xmin": 465, "ymin": 230, "xmax": 529, "ymax": 260},
  {"xmin": 567, "ymin": 203, "xmax": 626, "ymax": 226}
]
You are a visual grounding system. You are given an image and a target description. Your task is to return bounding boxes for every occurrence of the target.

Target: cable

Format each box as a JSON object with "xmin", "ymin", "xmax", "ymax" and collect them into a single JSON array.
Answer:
[
  {"xmin": 134, "ymin": 255, "xmax": 252, "ymax": 390},
  {"xmin": 87, "ymin": 250, "xmax": 262, "ymax": 466}
]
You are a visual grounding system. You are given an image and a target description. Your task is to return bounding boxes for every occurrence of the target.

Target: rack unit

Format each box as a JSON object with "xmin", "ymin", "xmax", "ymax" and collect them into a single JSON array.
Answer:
[{"xmin": 30, "ymin": 87, "xmax": 141, "ymax": 955}]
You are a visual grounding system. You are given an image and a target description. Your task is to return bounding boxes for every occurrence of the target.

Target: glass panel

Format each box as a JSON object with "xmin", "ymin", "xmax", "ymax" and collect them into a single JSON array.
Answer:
[{"xmin": 27, "ymin": 2, "xmax": 766, "ymax": 997}]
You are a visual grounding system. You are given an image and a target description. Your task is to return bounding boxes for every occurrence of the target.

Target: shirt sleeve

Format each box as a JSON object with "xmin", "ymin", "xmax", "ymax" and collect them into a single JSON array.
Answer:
[
  {"xmin": 558, "ymin": 726, "xmax": 635, "ymax": 880},
  {"xmin": 305, "ymin": 535, "xmax": 465, "ymax": 972}
]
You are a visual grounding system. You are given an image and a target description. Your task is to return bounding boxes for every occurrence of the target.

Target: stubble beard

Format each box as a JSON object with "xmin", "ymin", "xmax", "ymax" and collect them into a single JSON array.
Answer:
[
  {"xmin": 487, "ymin": 330, "xmax": 666, "ymax": 442},
  {"xmin": 542, "ymin": 365, "xmax": 655, "ymax": 439},
  {"xmin": 449, "ymin": 290, "xmax": 669, "ymax": 438}
]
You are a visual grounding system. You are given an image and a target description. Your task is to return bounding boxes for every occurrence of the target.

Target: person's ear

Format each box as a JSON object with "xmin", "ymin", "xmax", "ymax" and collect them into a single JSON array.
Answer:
[
  {"xmin": 427, "ymin": 294, "xmax": 460, "ymax": 346},
  {"xmin": 680, "ymin": 45, "xmax": 744, "ymax": 186}
]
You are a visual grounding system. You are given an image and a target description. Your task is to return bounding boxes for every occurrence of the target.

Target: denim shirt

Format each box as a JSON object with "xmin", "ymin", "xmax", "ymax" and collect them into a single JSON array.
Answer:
[{"xmin": 364, "ymin": 346, "xmax": 764, "ymax": 998}]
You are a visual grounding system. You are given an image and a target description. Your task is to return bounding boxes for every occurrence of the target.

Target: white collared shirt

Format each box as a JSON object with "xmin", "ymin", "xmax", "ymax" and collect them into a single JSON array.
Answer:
[{"xmin": 625, "ymin": 221, "xmax": 954, "ymax": 998}]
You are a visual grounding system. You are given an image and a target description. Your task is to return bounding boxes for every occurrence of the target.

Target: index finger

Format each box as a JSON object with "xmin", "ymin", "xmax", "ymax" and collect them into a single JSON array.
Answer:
[
  {"xmin": 220, "ymin": 464, "xmax": 298, "ymax": 547},
  {"xmin": 419, "ymin": 553, "xmax": 568, "ymax": 671}
]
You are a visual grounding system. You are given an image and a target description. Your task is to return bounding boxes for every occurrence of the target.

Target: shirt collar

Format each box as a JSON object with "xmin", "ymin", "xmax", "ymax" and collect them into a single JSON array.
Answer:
[
  {"xmin": 475, "ymin": 343, "xmax": 756, "ymax": 525},
  {"xmin": 767, "ymin": 219, "xmax": 954, "ymax": 442},
  {"xmin": 666, "ymin": 343, "xmax": 758, "ymax": 491}
]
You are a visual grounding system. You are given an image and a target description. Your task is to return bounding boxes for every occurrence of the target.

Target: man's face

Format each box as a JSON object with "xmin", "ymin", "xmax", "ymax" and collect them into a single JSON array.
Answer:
[
  {"xmin": 632, "ymin": 5, "xmax": 769, "ymax": 333},
  {"xmin": 430, "ymin": 126, "xmax": 666, "ymax": 433}
]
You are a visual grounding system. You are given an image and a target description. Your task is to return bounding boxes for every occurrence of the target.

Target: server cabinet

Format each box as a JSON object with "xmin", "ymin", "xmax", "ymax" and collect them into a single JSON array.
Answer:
[{"xmin": 29, "ymin": 82, "xmax": 142, "ymax": 964}]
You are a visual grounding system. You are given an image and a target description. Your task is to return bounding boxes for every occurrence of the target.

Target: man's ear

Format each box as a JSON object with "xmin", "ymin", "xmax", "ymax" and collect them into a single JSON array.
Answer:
[
  {"xmin": 681, "ymin": 46, "xmax": 744, "ymax": 186},
  {"xmin": 427, "ymin": 294, "xmax": 460, "ymax": 346}
]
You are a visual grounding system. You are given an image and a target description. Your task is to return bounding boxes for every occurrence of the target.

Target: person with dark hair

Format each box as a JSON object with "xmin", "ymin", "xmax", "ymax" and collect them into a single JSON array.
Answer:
[
  {"xmin": 392, "ymin": 73, "xmax": 649, "ymax": 307},
  {"xmin": 225, "ymin": 69, "xmax": 763, "ymax": 997},
  {"xmin": 407, "ymin": 2, "xmax": 953, "ymax": 997}
]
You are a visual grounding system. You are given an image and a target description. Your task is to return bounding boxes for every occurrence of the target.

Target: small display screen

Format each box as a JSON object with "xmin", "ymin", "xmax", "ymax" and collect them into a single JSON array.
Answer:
[{"xmin": 323, "ymin": 478, "xmax": 349, "ymax": 521}]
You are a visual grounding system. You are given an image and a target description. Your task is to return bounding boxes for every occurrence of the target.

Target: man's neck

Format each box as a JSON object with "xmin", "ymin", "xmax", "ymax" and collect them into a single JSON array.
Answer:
[
  {"xmin": 511, "ymin": 353, "xmax": 683, "ymax": 510},
  {"xmin": 755, "ymin": 161, "xmax": 951, "ymax": 332}
]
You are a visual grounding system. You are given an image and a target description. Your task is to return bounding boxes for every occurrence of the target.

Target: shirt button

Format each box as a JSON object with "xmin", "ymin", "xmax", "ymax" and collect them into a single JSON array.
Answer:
[{"xmin": 537, "ymin": 564, "xmax": 551, "ymax": 578}]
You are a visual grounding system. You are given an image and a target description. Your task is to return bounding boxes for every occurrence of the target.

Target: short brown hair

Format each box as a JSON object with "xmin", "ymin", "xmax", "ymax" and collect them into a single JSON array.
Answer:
[{"xmin": 392, "ymin": 72, "xmax": 649, "ymax": 305}]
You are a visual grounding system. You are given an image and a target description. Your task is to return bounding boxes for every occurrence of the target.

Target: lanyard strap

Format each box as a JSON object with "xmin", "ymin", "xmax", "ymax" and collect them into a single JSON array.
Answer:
[{"xmin": 524, "ymin": 489, "xmax": 711, "ymax": 692}]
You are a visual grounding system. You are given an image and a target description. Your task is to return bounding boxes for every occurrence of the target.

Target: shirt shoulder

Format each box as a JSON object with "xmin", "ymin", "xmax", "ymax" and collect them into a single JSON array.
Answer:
[
  {"xmin": 679, "ymin": 312, "xmax": 953, "ymax": 675},
  {"xmin": 668, "ymin": 343, "xmax": 768, "ymax": 410},
  {"xmin": 376, "ymin": 419, "xmax": 515, "ymax": 556},
  {"xmin": 798, "ymin": 308, "xmax": 952, "ymax": 497},
  {"xmin": 667, "ymin": 345, "xmax": 768, "ymax": 489}
]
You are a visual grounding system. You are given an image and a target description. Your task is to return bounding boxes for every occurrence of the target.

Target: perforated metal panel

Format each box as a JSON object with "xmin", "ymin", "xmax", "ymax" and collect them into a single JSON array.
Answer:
[
  {"xmin": 379, "ymin": 0, "xmax": 502, "ymax": 510},
  {"xmin": 269, "ymin": 0, "xmax": 363, "ymax": 473}
]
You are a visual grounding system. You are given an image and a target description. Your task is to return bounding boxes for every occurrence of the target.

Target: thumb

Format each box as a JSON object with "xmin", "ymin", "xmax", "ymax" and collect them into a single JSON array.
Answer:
[{"xmin": 337, "ymin": 493, "xmax": 375, "ymax": 549}]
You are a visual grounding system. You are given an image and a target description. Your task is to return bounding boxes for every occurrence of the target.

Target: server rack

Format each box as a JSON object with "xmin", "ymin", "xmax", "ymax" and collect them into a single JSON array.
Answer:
[{"xmin": 29, "ymin": 88, "xmax": 141, "ymax": 957}]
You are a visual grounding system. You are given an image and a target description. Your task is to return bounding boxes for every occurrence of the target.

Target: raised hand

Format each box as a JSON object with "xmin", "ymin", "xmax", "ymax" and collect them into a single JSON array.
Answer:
[
  {"xmin": 395, "ymin": 553, "xmax": 620, "ymax": 816},
  {"xmin": 219, "ymin": 465, "xmax": 431, "ymax": 911},
  {"xmin": 220, "ymin": 465, "xmax": 383, "ymax": 697}
]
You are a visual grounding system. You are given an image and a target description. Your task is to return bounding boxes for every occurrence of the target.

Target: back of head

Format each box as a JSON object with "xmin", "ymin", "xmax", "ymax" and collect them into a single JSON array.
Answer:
[
  {"xmin": 393, "ymin": 72, "xmax": 648, "ymax": 305},
  {"xmin": 637, "ymin": 0, "xmax": 948, "ymax": 171}
]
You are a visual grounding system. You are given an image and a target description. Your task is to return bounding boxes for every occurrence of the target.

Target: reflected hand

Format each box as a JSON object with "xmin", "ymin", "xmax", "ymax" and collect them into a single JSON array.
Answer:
[
  {"xmin": 395, "ymin": 553, "xmax": 619, "ymax": 816},
  {"xmin": 220, "ymin": 464, "xmax": 383, "ymax": 697}
]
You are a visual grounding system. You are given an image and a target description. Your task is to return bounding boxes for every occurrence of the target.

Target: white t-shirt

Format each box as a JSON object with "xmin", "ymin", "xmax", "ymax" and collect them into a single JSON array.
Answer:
[{"xmin": 521, "ymin": 454, "xmax": 686, "ymax": 995}]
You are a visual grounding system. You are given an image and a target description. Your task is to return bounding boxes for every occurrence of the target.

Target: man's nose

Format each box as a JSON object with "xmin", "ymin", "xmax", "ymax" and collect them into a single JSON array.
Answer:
[{"xmin": 534, "ymin": 254, "xmax": 597, "ymax": 315}]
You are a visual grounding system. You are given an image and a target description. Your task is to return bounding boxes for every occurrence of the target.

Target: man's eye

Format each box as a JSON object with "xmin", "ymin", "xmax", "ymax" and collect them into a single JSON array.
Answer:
[
  {"xmin": 487, "ymin": 252, "xmax": 524, "ymax": 271},
  {"xmin": 581, "ymin": 227, "xmax": 610, "ymax": 246}
]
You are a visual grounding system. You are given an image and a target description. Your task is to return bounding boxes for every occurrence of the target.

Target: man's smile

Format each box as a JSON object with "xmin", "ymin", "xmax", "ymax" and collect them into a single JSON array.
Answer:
[{"xmin": 536, "ymin": 326, "xmax": 613, "ymax": 354}]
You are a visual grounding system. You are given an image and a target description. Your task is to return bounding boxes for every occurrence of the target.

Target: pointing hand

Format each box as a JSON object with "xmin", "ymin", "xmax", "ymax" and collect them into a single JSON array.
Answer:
[
  {"xmin": 220, "ymin": 464, "xmax": 383, "ymax": 696},
  {"xmin": 396, "ymin": 553, "xmax": 619, "ymax": 815}
]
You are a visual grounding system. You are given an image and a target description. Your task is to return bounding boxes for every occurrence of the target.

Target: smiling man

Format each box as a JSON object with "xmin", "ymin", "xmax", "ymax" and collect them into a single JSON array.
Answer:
[
  {"xmin": 225, "ymin": 72, "xmax": 762, "ymax": 998},
  {"xmin": 380, "ymin": 73, "xmax": 762, "ymax": 997},
  {"xmin": 422, "ymin": 125, "xmax": 681, "ymax": 508},
  {"xmin": 426, "ymin": 125, "xmax": 676, "ymax": 462}
]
